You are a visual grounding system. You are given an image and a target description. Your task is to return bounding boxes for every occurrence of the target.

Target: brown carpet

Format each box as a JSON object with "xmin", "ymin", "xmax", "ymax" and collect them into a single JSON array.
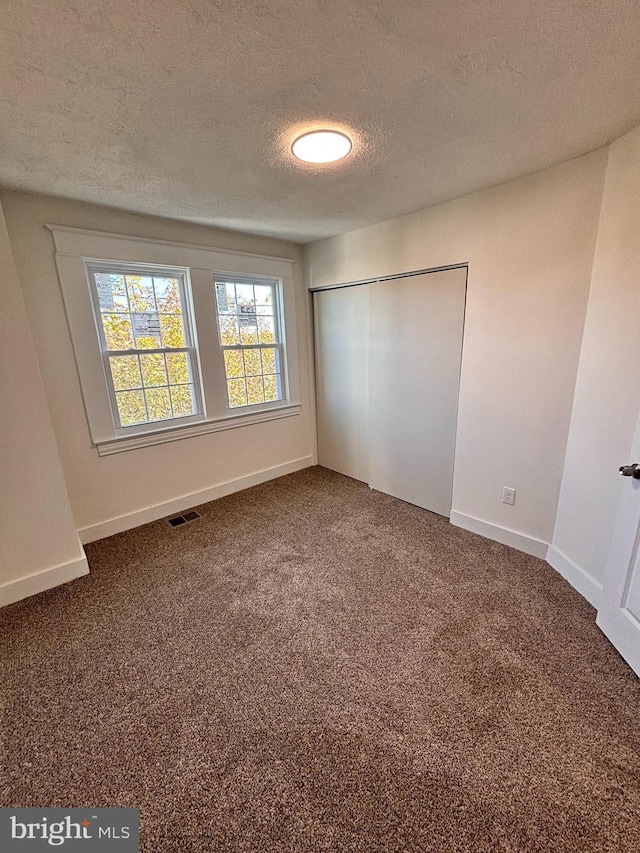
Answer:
[{"xmin": 1, "ymin": 466, "xmax": 639, "ymax": 852}]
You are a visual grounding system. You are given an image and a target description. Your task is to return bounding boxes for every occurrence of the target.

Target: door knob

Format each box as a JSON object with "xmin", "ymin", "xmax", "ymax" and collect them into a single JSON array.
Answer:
[{"xmin": 619, "ymin": 463, "xmax": 640, "ymax": 479}]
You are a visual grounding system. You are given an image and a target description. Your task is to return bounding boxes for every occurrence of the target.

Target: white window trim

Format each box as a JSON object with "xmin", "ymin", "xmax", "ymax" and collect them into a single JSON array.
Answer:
[{"xmin": 48, "ymin": 226, "xmax": 301, "ymax": 455}]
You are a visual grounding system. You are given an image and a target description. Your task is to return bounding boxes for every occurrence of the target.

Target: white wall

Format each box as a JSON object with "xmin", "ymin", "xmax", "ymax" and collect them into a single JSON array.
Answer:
[
  {"xmin": 0, "ymin": 200, "xmax": 88, "ymax": 605},
  {"xmin": 550, "ymin": 125, "xmax": 640, "ymax": 603},
  {"xmin": 305, "ymin": 150, "xmax": 608, "ymax": 556},
  {"xmin": 1, "ymin": 192, "xmax": 316, "ymax": 540}
]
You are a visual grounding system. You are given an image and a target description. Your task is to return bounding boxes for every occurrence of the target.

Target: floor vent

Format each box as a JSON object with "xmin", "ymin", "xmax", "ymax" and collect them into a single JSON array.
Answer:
[{"xmin": 168, "ymin": 510, "xmax": 201, "ymax": 528}]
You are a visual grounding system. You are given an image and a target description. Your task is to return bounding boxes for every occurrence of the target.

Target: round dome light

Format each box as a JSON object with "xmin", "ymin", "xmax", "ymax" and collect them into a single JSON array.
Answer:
[{"xmin": 291, "ymin": 130, "xmax": 352, "ymax": 164}]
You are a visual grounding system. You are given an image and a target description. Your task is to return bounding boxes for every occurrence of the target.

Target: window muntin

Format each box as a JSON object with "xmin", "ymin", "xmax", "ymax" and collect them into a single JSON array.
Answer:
[
  {"xmin": 88, "ymin": 265, "xmax": 201, "ymax": 429},
  {"xmin": 214, "ymin": 279, "xmax": 284, "ymax": 409}
]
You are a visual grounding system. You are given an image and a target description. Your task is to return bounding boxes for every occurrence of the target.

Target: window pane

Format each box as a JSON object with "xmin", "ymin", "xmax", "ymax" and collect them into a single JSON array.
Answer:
[
  {"xmin": 126, "ymin": 276, "xmax": 156, "ymax": 312},
  {"xmin": 132, "ymin": 313, "xmax": 162, "ymax": 349},
  {"xmin": 263, "ymin": 374, "xmax": 280, "ymax": 402},
  {"xmin": 247, "ymin": 375, "xmax": 264, "ymax": 405},
  {"xmin": 110, "ymin": 355, "xmax": 141, "ymax": 391},
  {"xmin": 154, "ymin": 277, "xmax": 181, "ymax": 313},
  {"xmin": 218, "ymin": 315, "xmax": 240, "ymax": 345},
  {"xmin": 236, "ymin": 283, "xmax": 254, "ymax": 307},
  {"xmin": 166, "ymin": 352, "xmax": 190, "ymax": 385},
  {"xmin": 145, "ymin": 387, "xmax": 171, "ymax": 421},
  {"xmin": 254, "ymin": 285, "xmax": 272, "ymax": 307},
  {"xmin": 215, "ymin": 282, "xmax": 236, "ymax": 314},
  {"xmin": 227, "ymin": 378, "xmax": 247, "ymax": 408},
  {"xmin": 116, "ymin": 390, "xmax": 147, "ymax": 425},
  {"xmin": 261, "ymin": 348, "xmax": 277, "ymax": 375},
  {"xmin": 140, "ymin": 353, "xmax": 168, "ymax": 387},
  {"xmin": 223, "ymin": 349, "xmax": 244, "ymax": 380},
  {"xmin": 102, "ymin": 314, "xmax": 135, "ymax": 350},
  {"xmin": 258, "ymin": 316, "xmax": 276, "ymax": 344},
  {"xmin": 244, "ymin": 349, "xmax": 261, "ymax": 376},
  {"xmin": 159, "ymin": 314, "xmax": 186, "ymax": 348},
  {"xmin": 239, "ymin": 320, "xmax": 258, "ymax": 345},
  {"xmin": 170, "ymin": 384, "xmax": 195, "ymax": 417},
  {"xmin": 95, "ymin": 274, "xmax": 128, "ymax": 312}
]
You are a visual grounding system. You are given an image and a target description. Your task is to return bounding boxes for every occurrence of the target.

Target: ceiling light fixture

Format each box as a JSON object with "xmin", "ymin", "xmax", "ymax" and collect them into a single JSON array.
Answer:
[{"xmin": 291, "ymin": 130, "xmax": 353, "ymax": 164}]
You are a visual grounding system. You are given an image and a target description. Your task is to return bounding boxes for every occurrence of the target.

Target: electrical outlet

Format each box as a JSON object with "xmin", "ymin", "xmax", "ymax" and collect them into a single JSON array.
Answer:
[{"xmin": 502, "ymin": 487, "xmax": 516, "ymax": 506}]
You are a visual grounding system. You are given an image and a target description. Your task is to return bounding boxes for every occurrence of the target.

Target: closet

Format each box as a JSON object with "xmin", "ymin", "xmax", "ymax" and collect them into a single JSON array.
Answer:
[{"xmin": 313, "ymin": 266, "xmax": 466, "ymax": 517}]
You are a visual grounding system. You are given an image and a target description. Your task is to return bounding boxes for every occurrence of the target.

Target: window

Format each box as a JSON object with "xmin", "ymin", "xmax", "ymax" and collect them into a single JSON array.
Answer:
[
  {"xmin": 215, "ymin": 279, "xmax": 283, "ymax": 408},
  {"xmin": 87, "ymin": 265, "xmax": 201, "ymax": 428},
  {"xmin": 50, "ymin": 227, "xmax": 301, "ymax": 454}
]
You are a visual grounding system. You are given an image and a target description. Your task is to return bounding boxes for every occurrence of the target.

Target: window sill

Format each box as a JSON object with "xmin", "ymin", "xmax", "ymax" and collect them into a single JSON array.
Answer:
[{"xmin": 95, "ymin": 403, "xmax": 301, "ymax": 456}]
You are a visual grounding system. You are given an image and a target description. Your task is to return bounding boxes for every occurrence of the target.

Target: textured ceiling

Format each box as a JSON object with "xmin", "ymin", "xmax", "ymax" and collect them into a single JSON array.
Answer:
[{"xmin": 2, "ymin": 1, "xmax": 640, "ymax": 242}]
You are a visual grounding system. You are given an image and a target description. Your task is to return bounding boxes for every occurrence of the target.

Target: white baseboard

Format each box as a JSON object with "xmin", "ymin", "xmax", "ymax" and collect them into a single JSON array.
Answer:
[
  {"xmin": 546, "ymin": 545, "xmax": 603, "ymax": 609},
  {"xmin": 79, "ymin": 455, "xmax": 315, "ymax": 544},
  {"xmin": 449, "ymin": 510, "xmax": 602, "ymax": 607},
  {"xmin": 449, "ymin": 510, "xmax": 550, "ymax": 559},
  {"xmin": 0, "ymin": 553, "xmax": 89, "ymax": 608}
]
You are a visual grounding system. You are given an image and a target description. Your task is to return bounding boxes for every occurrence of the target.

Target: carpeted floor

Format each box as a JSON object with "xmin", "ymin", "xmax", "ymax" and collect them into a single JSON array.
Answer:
[{"xmin": 1, "ymin": 466, "xmax": 639, "ymax": 851}]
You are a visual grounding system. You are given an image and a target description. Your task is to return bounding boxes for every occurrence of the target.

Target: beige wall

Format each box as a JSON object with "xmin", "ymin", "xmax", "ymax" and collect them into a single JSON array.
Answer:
[
  {"xmin": 305, "ymin": 150, "xmax": 608, "ymax": 552},
  {"xmin": 1, "ymin": 192, "xmax": 316, "ymax": 539},
  {"xmin": 551, "ymin": 125, "xmax": 640, "ymax": 592},
  {"xmin": 0, "ymin": 200, "xmax": 87, "ymax": 603}
]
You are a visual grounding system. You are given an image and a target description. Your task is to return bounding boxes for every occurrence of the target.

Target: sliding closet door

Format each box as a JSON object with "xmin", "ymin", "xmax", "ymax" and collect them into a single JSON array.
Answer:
[
  {"xmin": 314, "ymin": 285, "xmax": 369, "ymax": 482},
  {"xmin": 368, "ymin": 268, "xmax": 466, "ymax": 516}
]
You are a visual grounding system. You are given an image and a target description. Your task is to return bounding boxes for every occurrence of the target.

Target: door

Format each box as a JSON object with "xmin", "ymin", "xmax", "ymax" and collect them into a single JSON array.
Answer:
[
  {"xmin": 314, "ymin": 285, "xmax": 369, "ymax": 483},
  {"xmin": 314, "ymin": 267, "xmax": 466, "ymax": 517},
  {"xmin": 596, "ymin": 409, "xmax": 640, "ymax": 676},
  {"xmin": 368, "ymin": 268, "xmax": 466, "ymax": 516}
]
